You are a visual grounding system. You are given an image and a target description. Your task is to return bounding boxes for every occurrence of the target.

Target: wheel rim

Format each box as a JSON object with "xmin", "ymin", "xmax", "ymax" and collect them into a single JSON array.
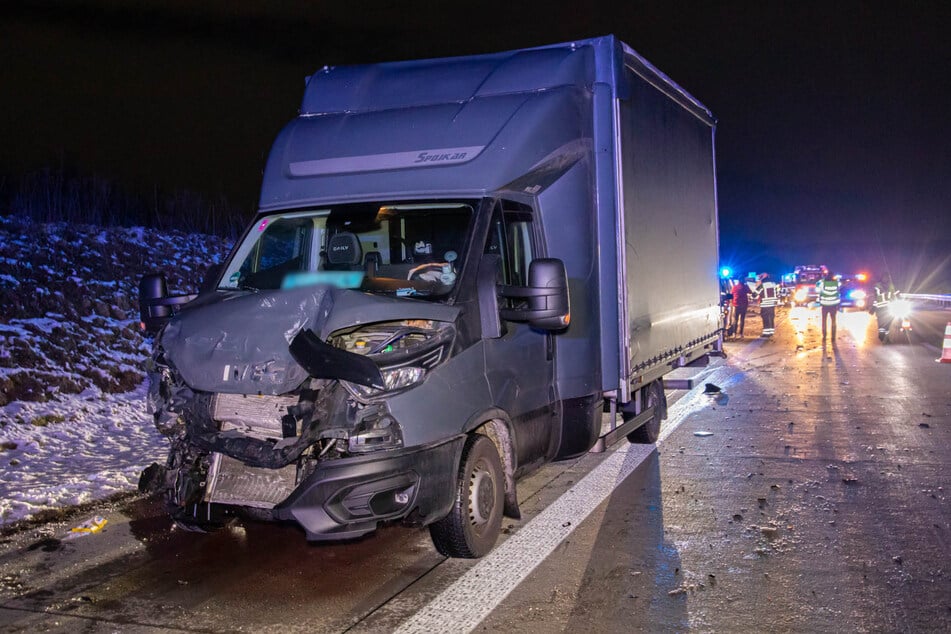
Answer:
[{"xmin": 468, "ymin": 461, "xmax": 496, "ymax": 527}]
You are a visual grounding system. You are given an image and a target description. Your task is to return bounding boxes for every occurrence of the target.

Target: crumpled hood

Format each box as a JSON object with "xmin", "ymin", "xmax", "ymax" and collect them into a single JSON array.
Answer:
[{"xmin": 160, "ymin": 285, "xmax": 459, "ymax": 395}]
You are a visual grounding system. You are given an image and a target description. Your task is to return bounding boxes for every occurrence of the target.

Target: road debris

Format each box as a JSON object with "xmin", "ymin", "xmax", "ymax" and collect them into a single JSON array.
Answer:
[
  {"xmin": 694, "ymin": 431, "xmax": 714, "ymax": 437},
  {"xmin": 760, "ymin": 525, "xmax": 779, "ymax": 538},
  {"xmin": 67, "ymin": 516, "xmax": 108, "ymax": 537}
]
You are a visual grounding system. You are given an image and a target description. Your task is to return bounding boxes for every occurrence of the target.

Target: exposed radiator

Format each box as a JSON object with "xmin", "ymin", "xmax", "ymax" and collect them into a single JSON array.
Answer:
[
  {"xmin": 211, "ymin": 392, "xmax": 298, "ymax": 437},
  {"xmin": 204, "ymin": 452, "xmax": 297, "ymax": 508}
]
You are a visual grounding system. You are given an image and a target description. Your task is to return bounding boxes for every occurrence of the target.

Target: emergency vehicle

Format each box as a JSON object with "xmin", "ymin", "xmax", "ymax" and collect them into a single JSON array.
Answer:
[{"xmin": 789, "ymin": 265, "xmax": 826, "ymax": 306}]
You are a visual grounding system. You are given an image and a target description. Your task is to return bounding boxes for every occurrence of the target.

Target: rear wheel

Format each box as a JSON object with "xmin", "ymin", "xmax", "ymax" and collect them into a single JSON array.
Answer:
[
  {"xmin": 429, "ymin": 434, "xmax": 504, "ymax": 558},
  {"xmin": 627, "ymin": 380, "xmax": 667, "ymax": 444}
]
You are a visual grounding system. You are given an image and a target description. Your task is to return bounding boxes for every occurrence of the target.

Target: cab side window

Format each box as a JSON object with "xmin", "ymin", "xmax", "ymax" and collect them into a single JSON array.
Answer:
[{"xmin": 485, "ymin": 202, "xmax": 535, "ymax": 286}]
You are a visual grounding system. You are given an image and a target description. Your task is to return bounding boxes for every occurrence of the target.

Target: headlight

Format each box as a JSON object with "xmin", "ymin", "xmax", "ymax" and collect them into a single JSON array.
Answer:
[
  {"xmin": 342, "ymin": 366, "xmax": 427, "ymax": 401},
  {"xmin": 794, "ymin": 288, "xmax": 808, "ymax": 302},
  {"xmin": 332, "ymin": 320, "xmax": 454, "ymax": 402},
  {"xmin": 849, "ymin": 289, "xmax": 866, "ymax": 300},
  {"xmin": 889, "ymin": 299, "xmax": 912, "ymax": 319}
]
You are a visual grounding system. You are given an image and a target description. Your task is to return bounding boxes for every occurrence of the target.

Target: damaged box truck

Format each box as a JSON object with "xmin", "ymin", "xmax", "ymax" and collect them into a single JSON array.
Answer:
[{"xmin": 138, "ymin": 35, "xmax": 722, "ymax": 558}]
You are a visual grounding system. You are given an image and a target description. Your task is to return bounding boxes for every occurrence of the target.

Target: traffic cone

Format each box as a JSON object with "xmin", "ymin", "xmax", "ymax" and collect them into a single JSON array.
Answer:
[{"xmin": 939, "ymin": 322, "xmax": 951, "ymax": 363}]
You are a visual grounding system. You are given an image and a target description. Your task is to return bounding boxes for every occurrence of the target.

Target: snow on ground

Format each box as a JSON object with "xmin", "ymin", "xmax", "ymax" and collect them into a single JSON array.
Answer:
[
  {"xmin": 0, "ymin": 214, "xmax": 230, "ymax": 527},
  {"xmin": 0, "ymin": 382, "xmax": 166, "ymax": 524}
]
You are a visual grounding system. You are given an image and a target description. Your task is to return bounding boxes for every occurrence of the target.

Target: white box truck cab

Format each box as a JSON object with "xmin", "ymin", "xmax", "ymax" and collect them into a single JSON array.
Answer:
[{"xmin": 138, "ymin": 35, "xmax": 722, "ymax": 558}]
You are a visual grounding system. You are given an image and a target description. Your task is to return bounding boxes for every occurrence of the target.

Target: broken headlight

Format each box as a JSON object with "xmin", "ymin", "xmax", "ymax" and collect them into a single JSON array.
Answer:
[
  {"xmin": 334, "ymin": 320, "xmax": 454, "ymax": 403},
  {"xmin": 343, "ymin": 366, "xmax": 427, "ymax": 401}
]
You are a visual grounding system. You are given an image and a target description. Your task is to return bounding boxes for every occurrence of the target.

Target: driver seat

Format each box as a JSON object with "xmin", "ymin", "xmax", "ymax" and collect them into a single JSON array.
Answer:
[{"xmin": 323, "ymin": 232, "xmax": 363, "ymax": 271}]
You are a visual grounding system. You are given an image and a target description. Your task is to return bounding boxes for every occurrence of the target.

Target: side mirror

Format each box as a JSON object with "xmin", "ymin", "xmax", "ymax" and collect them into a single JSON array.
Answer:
[
  {"xmin": 138, "ymin": 273, "xmax": 197, "ymax": 335},
  {"xmin": 499, "ymin": 258, "xmax": 570, "ymax": 331},
  {"xmin": 199, "ymin": 263, "xmax": 223, "ymax": 294}
]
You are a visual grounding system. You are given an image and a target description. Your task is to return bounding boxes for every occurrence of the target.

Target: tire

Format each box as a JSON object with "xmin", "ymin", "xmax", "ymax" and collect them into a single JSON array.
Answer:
[
  {"xmin": 627, "ymin": 381, "xmax": 666, "ymax": 444},
  {"xmin": 429, "ymin": 434, "xmax": 504, "ymax": 558}
]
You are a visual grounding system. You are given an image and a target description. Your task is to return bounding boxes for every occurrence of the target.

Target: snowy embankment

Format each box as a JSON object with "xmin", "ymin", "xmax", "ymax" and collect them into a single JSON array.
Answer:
[{"xmin": 0, "ymin": 214, "xmax": 230, "ymax": 527}]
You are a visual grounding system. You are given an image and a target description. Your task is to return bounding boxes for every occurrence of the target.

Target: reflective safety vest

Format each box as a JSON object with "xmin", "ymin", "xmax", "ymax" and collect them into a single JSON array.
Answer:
[
  {"xmin": 873, "ymin": 284, "xmax": 891, "ymax": 309},
  {"xmin": 818, "ymin": 279, "xmax": 841, "ymax": 306},
  {"xmin": 758, "ymin": 282, "xmax": 779, "ymax": 307}
]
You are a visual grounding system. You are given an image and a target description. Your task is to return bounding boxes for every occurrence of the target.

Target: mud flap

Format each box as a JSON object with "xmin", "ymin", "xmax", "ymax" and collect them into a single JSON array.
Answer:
[{"xmin": 504, "ymin": 485, "xmax": 521, "ymax": 520}]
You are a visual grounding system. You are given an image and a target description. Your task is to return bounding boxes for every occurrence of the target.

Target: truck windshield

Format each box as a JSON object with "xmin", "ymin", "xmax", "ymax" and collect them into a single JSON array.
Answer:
[{"xmin": 219, "ymin": 200, "xmax": 476, "ymax": 300}]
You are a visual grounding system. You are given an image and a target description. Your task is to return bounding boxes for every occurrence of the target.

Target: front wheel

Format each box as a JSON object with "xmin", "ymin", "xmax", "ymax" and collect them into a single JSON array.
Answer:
[{"xmin": 429, "ymin": 434, "xmax": 504, "ymax": 558}]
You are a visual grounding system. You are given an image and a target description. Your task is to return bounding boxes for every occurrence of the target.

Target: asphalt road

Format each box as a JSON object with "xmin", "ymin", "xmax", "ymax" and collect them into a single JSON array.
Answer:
[{"xmin": 1, "ymin": 307, "xmax": 949, "ymax": 632}]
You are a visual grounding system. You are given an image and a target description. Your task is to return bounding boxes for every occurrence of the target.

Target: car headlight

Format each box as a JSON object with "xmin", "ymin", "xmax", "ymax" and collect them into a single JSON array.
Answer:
[
  {"xmin": 889, "ymin": 299, "xmax": 912, "ymax": 319},
  {"xmin": 342, "ymin": 366, "xmax": 427, "ymax": 401},
  {"xmin": 794, "ymin": 288, "xmax": 808, "ymax": 302},
  {"xmin": 849, "ymin": 289, "xmax": 866, "ymax": 300},
  {"xmin": 332, "ymin": 319, "xmax": 455, "ymax": 403}
]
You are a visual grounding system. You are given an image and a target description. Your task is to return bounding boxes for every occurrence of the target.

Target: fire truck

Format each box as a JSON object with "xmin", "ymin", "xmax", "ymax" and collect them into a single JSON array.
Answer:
[{"xmin": 789, "ymin": 265, "xmax": 826, "ymax": 306}]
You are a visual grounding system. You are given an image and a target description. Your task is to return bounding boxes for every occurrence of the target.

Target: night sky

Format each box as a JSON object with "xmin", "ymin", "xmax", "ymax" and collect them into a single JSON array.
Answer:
[{"xmin": 2, "ymin": 1, "xmax": 949, "ymax": 289}]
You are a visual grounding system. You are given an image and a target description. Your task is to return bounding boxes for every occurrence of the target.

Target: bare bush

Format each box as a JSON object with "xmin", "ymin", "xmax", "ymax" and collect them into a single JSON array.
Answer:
[{"xmin": 3, "ymin": 164, "xmax": 247, "ymax": 237}]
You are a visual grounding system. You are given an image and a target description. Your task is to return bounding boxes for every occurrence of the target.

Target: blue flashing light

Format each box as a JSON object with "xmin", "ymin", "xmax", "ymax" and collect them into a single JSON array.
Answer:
[{"xmin": 720, "ymin": 267, "xmax": 732, "ymax": 278}]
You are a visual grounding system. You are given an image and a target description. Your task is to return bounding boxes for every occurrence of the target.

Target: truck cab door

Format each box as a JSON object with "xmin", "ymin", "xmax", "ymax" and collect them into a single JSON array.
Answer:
[{"xmin": 482, "ymin": 202, "xmax": 559, "ymax": 472}]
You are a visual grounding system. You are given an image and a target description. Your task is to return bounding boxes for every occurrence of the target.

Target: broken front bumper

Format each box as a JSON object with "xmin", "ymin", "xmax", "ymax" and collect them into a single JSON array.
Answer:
[{"xmin": 271, "ymin": 434, "xmax": 465, "ymax": 541}]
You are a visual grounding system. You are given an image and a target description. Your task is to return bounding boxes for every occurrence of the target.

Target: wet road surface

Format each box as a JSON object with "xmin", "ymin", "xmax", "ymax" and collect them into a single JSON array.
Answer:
[
  {"xmin": 1, "ymin": 307, "xmax": 949, "ymax": 632},
  {"xmin": 479, "ymin": 307, "xmax": 951, "ymax": 632}
]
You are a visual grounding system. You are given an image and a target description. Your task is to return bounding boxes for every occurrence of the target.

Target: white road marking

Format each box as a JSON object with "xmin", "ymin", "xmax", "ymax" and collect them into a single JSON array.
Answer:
[{"xmin": 393, "ymin": 366, "xmax": 734, "ymax": 634}]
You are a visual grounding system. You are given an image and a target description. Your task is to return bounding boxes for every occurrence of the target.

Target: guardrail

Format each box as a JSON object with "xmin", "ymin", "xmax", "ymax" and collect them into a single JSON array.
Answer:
[{"xmin": 902, "ymin": 293, "xmax": 951, "ymax": 309}]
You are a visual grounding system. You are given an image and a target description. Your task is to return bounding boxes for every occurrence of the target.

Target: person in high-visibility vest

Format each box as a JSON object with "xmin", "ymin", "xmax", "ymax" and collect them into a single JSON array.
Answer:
[
  {"xmin": 754, "ymin": 273, "xmax": 779, "ymax": 337},
  {"xmin": 818, "ymin": 269, "xmax": 842, "ymax": 342},
  {"xmin": 871, "ymin": 275, "xmax": 895, "ymax": 341}
]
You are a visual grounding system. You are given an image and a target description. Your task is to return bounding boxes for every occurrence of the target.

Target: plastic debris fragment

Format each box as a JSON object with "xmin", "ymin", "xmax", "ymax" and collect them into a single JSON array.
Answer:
[
  {"xmin": 70, "ymin": 516, "xmax": 108, "ymax": 535},
  {"xmin": 694, "ymin": 431, "xmax": 713, "ymax": 437}
]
